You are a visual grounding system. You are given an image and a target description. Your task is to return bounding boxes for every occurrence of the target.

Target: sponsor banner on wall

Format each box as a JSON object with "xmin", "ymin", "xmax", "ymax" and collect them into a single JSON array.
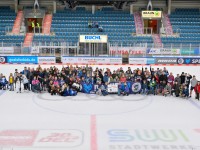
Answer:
[
  {"xmin": 155, "ymin": 58, "xmax": 177, "ymax": 64},
  {"xmin": 147, "ymin": 58, "xmax": 155, "ymax": 64},
  {"xmin": 38, "ymin": 57, "xmax": 56, "ymax": 64},
  {"xmin": 177, "ymin": 58, "xmax": 200, "ymax": 64},
  {"xmin": 129, "ymin": 58, "xmax": 147, "ymax": 64},
  {"xmin": 79, "ymin": 35, "xmax": 107, "ymax": 43},
  {"xmin": 0, "ymin": 56, "xmax": 7, "ymax": 63},
  {"xmin": 0, "ymin": 47, "xmax": 14, "ymax": 54},
  {"xmin": 7, "ymin": 56, "xmax": 38, "ymax": 64},
  {"xmin": 109, "ymin": 47, "xmax": 146, "ymax": 55},
  {"xmin": 142, "ymin": 11, "xmax": 162, "ymax": 18},
  {"xmin": 62, "ymin": 57, "xmax": 122, "ymax": 64},
  {"xmin": 147, "ymin": 48, "xmax": 180, "ymax": 55}
]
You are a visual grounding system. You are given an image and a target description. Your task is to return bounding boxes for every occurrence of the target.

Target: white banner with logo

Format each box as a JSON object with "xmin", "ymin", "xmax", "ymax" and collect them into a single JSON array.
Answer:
[
  {"xmin": 142, "ymin": 11, "xmax": 162, "ymax": 18},
  {"xmin": 38, "ymin": 57, "xmax": 56, "ymax": 64},
  {"xmin": 62, "ymin": 57, "xmax": 122, "ymax": 64},
  {"xmin": 0, "ymin": 47, "xmax": 14, "ymax": 54},
  {"xmin": 108, "ymin": 83, "xmax": 119, "ymax": 93},
  {"xmin": 79, "ymin": 35, "xmax": 108, "ymax": 43},
  {"xmin": 129, "ymin": 58, "xmax": 147, "ymax": 64},
  {"xmin": 109, "ymin": 47, "xmax": 146, "ymax": 55},
  {"xmin": 31, "ymin": 47, "xmax": 39, "ymax": 53},
  {"xmin": 147, "ymin": 48, "xmax": 180, "ymax": 55}
]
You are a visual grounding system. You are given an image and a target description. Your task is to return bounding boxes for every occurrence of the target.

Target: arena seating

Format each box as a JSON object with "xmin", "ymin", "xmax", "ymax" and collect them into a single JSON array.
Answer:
[
  {"xmin": 33, "ymin": 7, "xmax": 153, "ymax": 47},
  {"xmin": 0, "ymin": 6, "xmax": 24, "ymax": 47},
  {"xmin": 162, "ymin": 8, "xmax": 200, "ymax": 49}
]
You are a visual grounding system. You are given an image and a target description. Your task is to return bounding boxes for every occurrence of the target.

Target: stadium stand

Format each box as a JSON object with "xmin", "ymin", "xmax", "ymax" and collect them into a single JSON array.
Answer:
[
  {"xmin": 33, "ymin": 7, "xmax": 153, "ymax": 47},
  {"xmin": 162, "ymin": 8, "xmax": 200, "ymax": 49},
  {"xmin": 0, "ymin": 6, "xmax": 24, "ymax": 47}
]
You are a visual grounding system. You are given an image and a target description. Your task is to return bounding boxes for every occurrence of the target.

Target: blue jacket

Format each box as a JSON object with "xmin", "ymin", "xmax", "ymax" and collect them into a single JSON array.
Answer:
[{"xmin": 103, "ymin": 75, "xmax": 109, "ymax": 83}]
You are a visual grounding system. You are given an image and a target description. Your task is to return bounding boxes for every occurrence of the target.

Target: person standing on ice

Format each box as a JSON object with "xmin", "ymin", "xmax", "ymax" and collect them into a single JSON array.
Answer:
[
  {"xmin": 34, "ymin": 0, "xmax": 39, "ymax": 9},
  {"xmin": 15, "ymin": 73, "xmax": 22, "ymax": 93}
]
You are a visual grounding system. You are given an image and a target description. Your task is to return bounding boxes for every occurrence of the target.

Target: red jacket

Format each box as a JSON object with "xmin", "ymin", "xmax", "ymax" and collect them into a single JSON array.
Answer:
[
  {"xmin": 195, "ymin": 84, "xmax": 200, "ymax": 93},
  {"xmin": 120, "ymin": 77, "xmax": 127, "ymax": 83}
]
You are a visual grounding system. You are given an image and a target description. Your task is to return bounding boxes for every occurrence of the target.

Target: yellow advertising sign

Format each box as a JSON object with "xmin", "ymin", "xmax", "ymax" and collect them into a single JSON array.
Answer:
[{"xmin": 142, "ymin": 11, "xmax": 162, "ymax": 18}]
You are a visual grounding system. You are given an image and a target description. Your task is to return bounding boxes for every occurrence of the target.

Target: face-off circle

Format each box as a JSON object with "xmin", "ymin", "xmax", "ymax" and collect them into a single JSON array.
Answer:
[{"xmin": 33, "ymin": 93, "xmax": 151, "ymax": 116}]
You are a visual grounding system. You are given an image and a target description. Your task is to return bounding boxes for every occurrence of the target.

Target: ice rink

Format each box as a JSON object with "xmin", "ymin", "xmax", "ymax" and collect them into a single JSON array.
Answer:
[{"xmin": 0, "ymin": 65, "xmax": 200, "ymax": 150}]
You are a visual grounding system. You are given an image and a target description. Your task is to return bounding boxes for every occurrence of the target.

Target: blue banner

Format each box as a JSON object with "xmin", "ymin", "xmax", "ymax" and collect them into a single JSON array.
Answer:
[
  {"xmin": 0, "ymin": 56, "xmax": 7, "ymax": 63},
  {"xmin": 7, "ymin": 56, "xmax": 38, "ymax": 64},
  {"xmin": 81, "ymin": 82, "xmax": 142, "ymax": 94},
  {"xmin": 147, "ymin": 58, "xmax": 155, "ymax": 64},
  {"xmin": 177, "ymin": 58, "xmax": 200, "ymax": 64}
]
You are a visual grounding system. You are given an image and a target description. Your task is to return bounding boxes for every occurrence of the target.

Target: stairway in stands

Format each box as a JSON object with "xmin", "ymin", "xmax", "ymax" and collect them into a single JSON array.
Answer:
[
  {"xmin": 152, "ymin": 34, "xmax": 163, "ymax": 48},
  {"xmin": 162, "ymin": 13, "xmax": 173, "ymax": 36},
  {"xmin": 42, "ymin": 14, "xmax": 52, "ymax": 34},
  {"xmin": 23, "ymin": 33, "xmax": 33, "ymax": 47},
  {"xmin": 12, "ymin": 10, "xmax": 23, "ymax": 34},
  {"xmin": 134, "ymin": 12, "xmax": 144, "ymax": 35}
]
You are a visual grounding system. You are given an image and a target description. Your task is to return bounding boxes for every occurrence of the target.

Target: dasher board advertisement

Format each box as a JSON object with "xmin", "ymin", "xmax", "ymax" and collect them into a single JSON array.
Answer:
[{"xmin": 142, "ymin": 11, "xmax": 162, "ymax": 18}]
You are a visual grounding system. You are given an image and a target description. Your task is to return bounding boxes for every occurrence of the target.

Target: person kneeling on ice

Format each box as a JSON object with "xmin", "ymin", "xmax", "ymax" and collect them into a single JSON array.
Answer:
[
  {"xmin": 163, "ymin": 83, "xmax": 172, "ymax": 97},
  {"xmin": 0, "ymin": 76, "xmax": 8, "ymax": 90},
  {"xmin": 96, "ymin": 82, "xmax": 109, "ymax": 96},
  {"xmin": 69, "ymin": 85, "xmax": 78, "ymax": 96},
  {"xmin": 149, "ymin": 78, "xmax": 156, "ymax": 95},
  {"xmin": 60, "ymin": 83, "xmax": 69, "ymax": 96},
  {"xmin": 31, "ymin": 76, "xmax": 41, "ymax": 93},
  {"xmin": 141, "ymin": 80, "xmax": 148, "ymax": 95},
  {"xmin": 181, "ymin": 85, "xmax": 189, "ymax": 98},
  {"xmin": 118, "ymin": 82, "xmax": 129, "ymax": 96}
]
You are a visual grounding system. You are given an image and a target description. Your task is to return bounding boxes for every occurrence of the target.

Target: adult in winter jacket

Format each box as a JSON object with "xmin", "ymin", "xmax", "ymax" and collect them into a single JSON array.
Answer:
[
  {"xmin": 15, "ymin": 73, "xmax": 22, "ymax": 93},
  {"xmin": 190, "ymin": 76, "xmax": 198, "ymax": 97},
  {"xmin": 195, "ymin": 82, "xmax": 200, "ymax": 100},
  {"xmin": 175, "ymin": 74, "xmax": 181, "ymax": 85},
  {"xmin": 180, "ymin": 72, "xmax": 186, "ymax": 84},
  {"xmin": 168, "ymin": 72, "xmax": 175, "ymax": 86}
]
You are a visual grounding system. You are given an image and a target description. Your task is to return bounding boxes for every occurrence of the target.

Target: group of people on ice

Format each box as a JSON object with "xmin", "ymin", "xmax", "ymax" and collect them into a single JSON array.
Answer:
[{"xmin": 0, "ymin": 65, "xmax": 200, "ymax": 100}]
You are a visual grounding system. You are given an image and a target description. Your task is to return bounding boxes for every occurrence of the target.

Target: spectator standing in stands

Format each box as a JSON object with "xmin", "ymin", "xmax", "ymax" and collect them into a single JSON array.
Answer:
[
  {"xmin": 94, "ymin": 22, "xmax": 99, "ymax": 28},
  {"xmin": 88, "ymin": 20, "xmax": 92, "ymax": 28},
  {"xmin": 98, "ymin": 26, "xmax": 103, "ymax": 32},
  {"xmin": 190, "ymin": 75, "xmax": 198, "ymax": 97}
]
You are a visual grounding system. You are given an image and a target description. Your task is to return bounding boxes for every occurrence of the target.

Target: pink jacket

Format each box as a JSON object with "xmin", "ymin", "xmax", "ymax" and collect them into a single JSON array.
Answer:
[
  {"xmin": 54, "ymin": 80, "xmax": 59, "ymax": 86},
  {"xmin": 32, "ymin": 79, "xmax": 39, "ymax": 85}
]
